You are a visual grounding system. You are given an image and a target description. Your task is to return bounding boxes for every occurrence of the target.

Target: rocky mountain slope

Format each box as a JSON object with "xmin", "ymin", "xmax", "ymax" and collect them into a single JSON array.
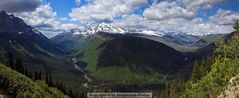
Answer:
[
  {"xmin": 52, "ymin": 23, "xmax": 223, "ymax": 52},
  {"xmin": 0, "ymin": 11, "xmax": 85, "ymax": 89},
  {"xmin": 0, "ymin": 11, "xmax": 67, "ymax": 56}
]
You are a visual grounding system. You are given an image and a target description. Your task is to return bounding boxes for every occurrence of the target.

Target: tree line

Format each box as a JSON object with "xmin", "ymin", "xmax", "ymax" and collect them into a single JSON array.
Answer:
[{"xmin": 5, "ymin": 52, "xmax": 86, "ymax": 98}]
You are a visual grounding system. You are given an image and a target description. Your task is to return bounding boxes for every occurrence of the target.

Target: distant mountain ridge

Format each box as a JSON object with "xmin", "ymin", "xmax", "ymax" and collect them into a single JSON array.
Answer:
[
  {"xmin": 50, "ymin": 22, "xmax": 222, "ymax": 82},
  {"xmin": 65, "ymin": 31, "xmax": 216, "ymax": 81},
  {"xmin": 0, "ymin": 10, "xmax": 230, "ymax": 96},
  {"xmin": 68, "ymin": 23, "xmax": 165, "ymax": 37},
  {"xmin": 61, "ymin": 22, "xmax": 215, "ymax": 37},
  {"xmin": 53, "ymin": 23, "xmax": 217, "ymax": 51}
]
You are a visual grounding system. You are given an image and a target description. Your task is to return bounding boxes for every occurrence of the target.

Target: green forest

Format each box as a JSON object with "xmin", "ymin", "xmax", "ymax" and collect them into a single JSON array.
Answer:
[
  {"xmin": 0, "ymin": 53, "xmax": 84, "ymax": 98},
  {"xmin": 165, "ymin": 21, "xmax": 239, "ymax": 98},
  {"xmin": 0, "ymin": 18, "xmax": 239, "ymax": 98},
  {"xmin": 0, "ymin": 64, "xmax": 69, "ymax": 98}
]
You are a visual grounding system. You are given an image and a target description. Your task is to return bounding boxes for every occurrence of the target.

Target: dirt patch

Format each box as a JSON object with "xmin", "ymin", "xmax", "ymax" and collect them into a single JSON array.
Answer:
[
  {"xmin": 218, "ymin": 76, "xmax": 239, "ymax": 98},
  {"xmin": 0, "ymin": 89, "xmax": 5, "ymax": 98}
]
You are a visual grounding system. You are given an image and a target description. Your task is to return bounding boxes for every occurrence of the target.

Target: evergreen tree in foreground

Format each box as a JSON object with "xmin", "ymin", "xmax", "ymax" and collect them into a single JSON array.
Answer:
[
  {"xmin": 15, "ymin": 59, "xmax": 24, "ymax": 73},
  {"xmin": 7, "ymin": 52, "xmax": 14, "ymax": 68},
  {"xmin": 233, "ymin": 20, "xmax": 239, "ymax": 32}
]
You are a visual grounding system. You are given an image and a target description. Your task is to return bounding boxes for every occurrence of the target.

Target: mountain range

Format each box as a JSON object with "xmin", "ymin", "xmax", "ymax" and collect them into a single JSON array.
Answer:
[
  {"xmin": 52, "ymin": 22, "xmax": 223, "ymax": 52},
  {"xmin": 0, "ymin": 10, "xmax": 226, "ymax": 90},
  {"xmin": 0, "ymin": 11, "xmax": 85, "ymax": 89},
  {"xmin": 52, "ymin": 21, "xmax": 223, "ymax": 81}
]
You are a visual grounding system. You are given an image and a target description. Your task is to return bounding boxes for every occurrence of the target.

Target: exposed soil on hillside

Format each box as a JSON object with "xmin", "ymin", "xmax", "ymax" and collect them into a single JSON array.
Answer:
[
  {"xmin": 0, "ymin": 89, "xmax": 5, "ymax": 98},
  {"xmin": 218, "ymin": 76, "xmax": 239, "ymax": 98}
]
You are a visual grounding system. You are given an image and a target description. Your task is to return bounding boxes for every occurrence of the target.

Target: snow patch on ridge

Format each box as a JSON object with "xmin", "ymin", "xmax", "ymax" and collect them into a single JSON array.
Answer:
[{"xmin": 71, "ymin": 23, "xmax": 165, "ymax": 37}]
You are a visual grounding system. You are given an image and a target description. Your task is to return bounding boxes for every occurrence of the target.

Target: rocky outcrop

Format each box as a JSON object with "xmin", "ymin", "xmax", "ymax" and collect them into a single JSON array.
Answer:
[{"xmin": 218, "ymin": 76, "xmax": 239, "ymax": 98}]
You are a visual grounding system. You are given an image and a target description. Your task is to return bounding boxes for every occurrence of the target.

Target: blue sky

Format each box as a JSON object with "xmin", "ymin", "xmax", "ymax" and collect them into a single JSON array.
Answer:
[
  {"xmin": 45, "ymin": 0, "xmax": 239, "ymax": 24},
  {"xmin": 44, "ymin": 0, "xmax": 76, "ymax": 20},
  {"xmin": 1, "ymin": 0, "xmax": 239, "ymax": 37},
  {"xmin": 197, "ymin": 0, "xmax": 239, "ymax": 21}
]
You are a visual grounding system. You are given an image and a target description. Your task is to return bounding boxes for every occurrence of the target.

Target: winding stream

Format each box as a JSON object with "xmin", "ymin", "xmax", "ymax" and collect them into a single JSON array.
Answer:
[{"xmin": 72, "ymin": 58, "xmax": 92, "ymax": 88}]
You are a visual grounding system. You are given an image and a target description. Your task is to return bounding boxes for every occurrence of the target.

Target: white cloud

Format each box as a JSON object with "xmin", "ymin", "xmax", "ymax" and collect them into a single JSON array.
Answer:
[
  {"xmin": 178, "ymin": 0, "xmax": 226, "ymax": 11},
  {"xmin": 15, "ymin": 4, "xmax": 80, "ymax": 38},
  {"xmin": 16, "ymin": 4, "xmax": 58, "ymax": 27},
  {"xmin": 75, "ymin": 0, "xmax": 81, "ymax": 5},
  {"xmin": 61, "ymin": 23, "xmax": 80, "ymax": 29},
  {"xmin": 143, "ymin": 1, "xmax": 195, "ymax": 20},
  {"xmin": 209, "ymin": 9, "xmax": 239, "ymax": 25},
  {"xmin": 60, "ymin": 17, "xmax": 68, "ymax": 21},
  {"xmin": 113, "ymin": 0, "xmax": 234, "ymax": 35},
  {"xmin": 114, "ymin": 13, "xmax": 233, "ymax": 35},
  {"xmin": 127, "ymin": 0, "xmax": 148, "ymax": 8},
  {"xmin": 39, "ymin": 23, "xmax": 81, "ymax": 38},
  {"xmin": 69, "ymin": 0, "xmax": 148, "ymax": 24},
  {"xmin": 4, "ymin": 0, "xmax": 234, "ymax": 37},
  {"xmin": 113, "ymin": 14, "xmax": 146, "ymax": 29}
]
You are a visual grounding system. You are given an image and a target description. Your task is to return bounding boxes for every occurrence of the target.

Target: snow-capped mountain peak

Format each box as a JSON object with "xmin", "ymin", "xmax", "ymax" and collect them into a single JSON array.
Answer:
[
  {"xmin": 71, "ymin": 23, "xmax": 167, "ymax": 37},
  {"xmin": 95, "ymin": 23, "xmax": 126, "ymax": 33},
  {"xmin": 69, "ymin": 23, "xmax": 205, "ymax": 41},
  {"xmin": 72, "ymin": 23, "xmax": 126, "ymax": 36},
  {"xmin": 140, "ymin": 30, "xmax": 165, "ymax": 37}
]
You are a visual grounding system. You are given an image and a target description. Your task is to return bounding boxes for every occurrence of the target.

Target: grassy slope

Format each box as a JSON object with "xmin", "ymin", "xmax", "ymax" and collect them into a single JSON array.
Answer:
[
  {"xmin": 74, "ymin": 34, "xmax": 133, "ymax": 81},
  {"xmin": 0, "ymin": 64, "xmax": 69, "ymax": 98},
  {"xmin": 75, "ymin": 34, "xmax": 107, "ymax": 73},
  {"xmin": 74, "ymin": 34, "xmax": 164, "ymax": 81}
]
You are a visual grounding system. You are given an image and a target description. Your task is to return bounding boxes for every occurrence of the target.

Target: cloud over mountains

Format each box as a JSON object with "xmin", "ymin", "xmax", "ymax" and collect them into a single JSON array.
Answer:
[
  {"xmin": 69, "ymin": 0, "xmax": 148, "ymax": 24},
  {"xmin": 68, "ymin": 0, "xmax": 237, "ymax": 35},
  {"xmin": 0, "ymin": 0, "xmax": 238, "ymax": 37},
  {"xmin": 0, "ymin": 0, "xmax": 79, "ymax": 38},
  {"xmin": 0, "ymin": 0, "xmax": 41, "ymax": 13}
]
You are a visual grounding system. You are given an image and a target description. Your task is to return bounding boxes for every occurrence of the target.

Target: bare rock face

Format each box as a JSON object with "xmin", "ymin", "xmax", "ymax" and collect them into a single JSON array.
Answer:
[
  {"xmin": 0, "ymin": 10, "xmax": 33, "ymax": 34},
  {"xmin": 0, "ymin": 10, "xmax": 68, "ymax": 56}
]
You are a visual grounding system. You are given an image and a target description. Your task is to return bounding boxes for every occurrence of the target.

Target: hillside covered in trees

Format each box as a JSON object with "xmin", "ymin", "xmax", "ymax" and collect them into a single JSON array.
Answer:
[
  {"xmin": 158, "ymin": 21, "xmax": 239, "ymax": 98},
  {"xmin": 180, "ymin": 34, "xmax": 239, "ymax": 97},
  {"xmin": 0, "ymin": 51, "xmax": 86, "ymax": 98},
  {"xmin": 0, "ymin": 8, "xmax": 238, "ymax": 98},
  {"xmin": 0, "ymin": 63, "xmax": 69, "ymax": 98},
  {"xmin": 1, "ymin": 21, "xmax": 239, "ymax": 98}
]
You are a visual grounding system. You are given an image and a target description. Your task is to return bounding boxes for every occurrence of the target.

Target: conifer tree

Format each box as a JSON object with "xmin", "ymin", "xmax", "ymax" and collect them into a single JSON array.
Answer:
[
  {"xmin": 7, "ymin": 52, "xmax": 14, "ymax": 68},
  {"xmin": 34, "ymin": 71, "xmax": 38, "ymax": 81},
  {"xmin": 68, "ymin": 87, "xmax": 73, "ymax": 97},
  {"xmin": 45, "ymin": 72, "xmax": 49, "ymax": 84},
  {"xmin": 15, "ymin": 59, "xmax": 24, "ymax": 73},
  {"xmin": 49, "ymin": 72, "xmax": 53, "ymax": 86},
  {"xmin": 24, "ymin": 66, "xmax": 28, "ymax": 76},
  {"xmin": 38, "ymin": 70, "xmax": 42, "ymax": 80},
  {"xmin": 233, "ymin": 20, "xmax": 239, "ymax": 32},
  {"xmin": 191, "ymin": 60, "xmax": 200, "ymax": 82},
  {"xmin": 29, "ymin": 73, "xmax": 33, "ymax": 79}
]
